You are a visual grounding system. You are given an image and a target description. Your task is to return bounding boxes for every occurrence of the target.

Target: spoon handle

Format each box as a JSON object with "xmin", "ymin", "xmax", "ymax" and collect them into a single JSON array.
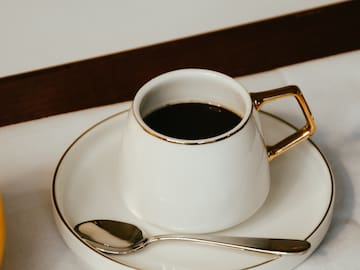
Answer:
[{"xmin": 149, "ymin": 235, "xmax": 310, "ymax": 255}]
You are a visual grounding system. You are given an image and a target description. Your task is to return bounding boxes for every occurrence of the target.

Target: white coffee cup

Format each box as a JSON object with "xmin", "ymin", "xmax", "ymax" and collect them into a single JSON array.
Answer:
[{"xmin": 119, "ymin": 69, "xmax": 315, "ymax": 233}]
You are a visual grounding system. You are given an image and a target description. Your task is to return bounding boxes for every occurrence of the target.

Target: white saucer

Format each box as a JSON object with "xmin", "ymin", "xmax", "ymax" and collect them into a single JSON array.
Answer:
[{"xmin": 52, "ymin": 102, "xmax": 334, "ymax": 270}]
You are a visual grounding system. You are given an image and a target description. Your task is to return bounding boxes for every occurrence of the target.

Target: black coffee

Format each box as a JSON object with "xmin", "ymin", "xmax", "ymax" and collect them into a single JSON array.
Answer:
[{"xmin": 143, "ymin": 102, "xmax": 242, "ymax": 140}]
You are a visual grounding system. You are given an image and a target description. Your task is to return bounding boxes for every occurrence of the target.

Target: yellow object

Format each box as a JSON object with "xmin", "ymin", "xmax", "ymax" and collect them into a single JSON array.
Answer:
[{"xmin": 0, "ymin": 196, "xmax": 5, "ymax": 265}]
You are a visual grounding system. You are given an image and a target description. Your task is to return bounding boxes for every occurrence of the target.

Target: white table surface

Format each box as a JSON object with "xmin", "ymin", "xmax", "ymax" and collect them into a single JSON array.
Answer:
[{"xmin": 0, "ymin": 50, "xmax": 359, "ymax": 269}]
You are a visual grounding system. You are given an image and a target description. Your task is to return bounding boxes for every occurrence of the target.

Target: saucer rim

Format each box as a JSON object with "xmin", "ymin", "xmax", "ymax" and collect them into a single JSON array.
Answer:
[{"xmin": 51, "ymin": 104, "xmax": 334, "ymax": 270}]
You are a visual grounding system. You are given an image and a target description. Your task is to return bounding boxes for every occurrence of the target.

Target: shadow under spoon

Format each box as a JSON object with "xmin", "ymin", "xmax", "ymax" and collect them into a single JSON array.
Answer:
[{"xmin": 74, "ymin": 220, "xmax": 310, "ymax": 256}]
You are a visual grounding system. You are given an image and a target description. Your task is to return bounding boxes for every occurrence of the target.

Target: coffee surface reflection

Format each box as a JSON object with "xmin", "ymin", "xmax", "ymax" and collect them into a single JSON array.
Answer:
[{"xmin": 143, "ymin": 102, "xmax": 242, "ymax": 140}]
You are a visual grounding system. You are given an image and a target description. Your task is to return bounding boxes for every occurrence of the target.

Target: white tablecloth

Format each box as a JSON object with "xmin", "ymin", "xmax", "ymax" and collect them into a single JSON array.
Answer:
[{"xmin": 0, "ymin": 50, "xmax": 359, "ymax": 269}]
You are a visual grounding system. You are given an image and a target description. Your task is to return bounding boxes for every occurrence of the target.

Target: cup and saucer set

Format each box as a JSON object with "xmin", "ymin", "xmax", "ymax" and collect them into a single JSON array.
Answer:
[{"xmin": 52, "ymin": 69, "xmax": 334, "ymax": 270}]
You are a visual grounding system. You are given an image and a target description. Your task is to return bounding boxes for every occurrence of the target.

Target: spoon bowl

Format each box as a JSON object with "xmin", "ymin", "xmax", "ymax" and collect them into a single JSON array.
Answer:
[{"xmin": 74, "ymin": 220, "xmax": 311, "ymax": 256}]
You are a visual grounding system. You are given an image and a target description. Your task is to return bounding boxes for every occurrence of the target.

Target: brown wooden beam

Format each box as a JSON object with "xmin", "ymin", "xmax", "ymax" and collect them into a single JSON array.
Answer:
[{"xmin": 0, "ymin": 1, "xmax": 359, "ymax": 127}]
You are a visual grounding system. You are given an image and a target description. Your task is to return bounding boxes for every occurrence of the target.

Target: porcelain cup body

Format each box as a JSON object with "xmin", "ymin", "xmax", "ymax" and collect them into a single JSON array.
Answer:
[{"xmin": 118, "ymin": 69, "xmax": 272, "ymax": 233}]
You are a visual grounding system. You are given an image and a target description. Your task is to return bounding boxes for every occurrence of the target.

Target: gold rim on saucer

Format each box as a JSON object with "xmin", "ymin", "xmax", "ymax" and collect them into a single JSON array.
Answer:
[{"xmin": 52, "ymin": 107, "xmax": 334, "ymax": 270}]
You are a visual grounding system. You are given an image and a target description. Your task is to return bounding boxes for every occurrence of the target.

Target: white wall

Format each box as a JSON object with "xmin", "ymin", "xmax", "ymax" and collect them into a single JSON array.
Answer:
[{"xmin": 0, "ymin": 0, "xmax": 343, "ymax": 78}]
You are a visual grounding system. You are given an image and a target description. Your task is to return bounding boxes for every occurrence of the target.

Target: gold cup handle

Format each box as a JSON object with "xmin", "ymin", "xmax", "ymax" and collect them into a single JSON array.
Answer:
[{"xmin": 250, "ymin": 85, "xmax": 316, "ymax": 161}]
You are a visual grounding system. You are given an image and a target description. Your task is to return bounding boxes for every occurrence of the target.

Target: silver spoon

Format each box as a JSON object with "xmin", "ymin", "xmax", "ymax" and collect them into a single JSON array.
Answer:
[{"xmin": 74, "ymin": 220, "xmax": 310, "ymax": 255}]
